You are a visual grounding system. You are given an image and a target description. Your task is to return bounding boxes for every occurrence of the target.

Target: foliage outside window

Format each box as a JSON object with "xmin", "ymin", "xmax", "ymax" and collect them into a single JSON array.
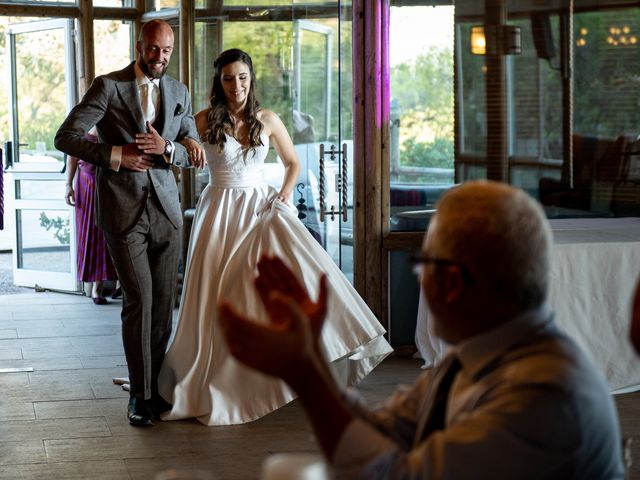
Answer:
[
  {"xmin": 391, "ymin": 47, "xmax": 454, "ymax": 177},
  {"xmin": 94, "ymin": 20, "xmax": 132, "ymax": 76},
  {"xmin": 388, "ymin": 5, "xmax": 455, "ymax": 232},
  {"xmin": 0, "ymin": 18, "xmax": 66, "ymax": 162},
  {"xmin": 195, "ymin": 14, "xmax": 347, "ymax": 152}
]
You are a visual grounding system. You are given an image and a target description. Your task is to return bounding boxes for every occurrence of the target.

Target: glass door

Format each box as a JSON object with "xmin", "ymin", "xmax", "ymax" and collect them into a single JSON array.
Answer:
[
  {"xmin": 194, "ymin": 3, "xmax": 354, "ymax": 281},
  {"xmin": 5, "ymin": 18, "xmax": 79, "ymax": 291},
  {"xmin": 292, "ymin": 1, "xmax": 354, "ymax": 281}
]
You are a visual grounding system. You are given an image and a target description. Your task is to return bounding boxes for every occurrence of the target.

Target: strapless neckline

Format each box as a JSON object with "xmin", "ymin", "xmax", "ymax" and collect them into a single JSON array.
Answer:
[{"xmin": 224, "ymin": 132, "xmax": 268, "ymax": 149}]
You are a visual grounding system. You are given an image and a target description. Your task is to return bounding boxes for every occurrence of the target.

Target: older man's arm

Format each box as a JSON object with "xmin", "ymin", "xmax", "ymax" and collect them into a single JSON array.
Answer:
[
  {"xmin": 219, "ymin": 255, "xmax": 424, "ymax": 462},
  {"xmin": 220, "ymin": 292, "xmax": 352, "ymax": 458}
]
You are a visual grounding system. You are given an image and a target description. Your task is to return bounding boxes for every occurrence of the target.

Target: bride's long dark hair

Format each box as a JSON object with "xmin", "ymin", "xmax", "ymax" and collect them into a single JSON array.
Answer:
[{"xmin": 203, "ymin": 49, "xmax": 264, "ymax": 150}]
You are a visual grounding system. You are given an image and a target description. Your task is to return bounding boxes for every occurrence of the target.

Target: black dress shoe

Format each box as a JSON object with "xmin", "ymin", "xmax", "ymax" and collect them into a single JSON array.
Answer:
[
  {"xmin": 111, "ymin": 287, "xmax": 122, "ymax": 299},
  {"xmin": 128, "ymin": 397, "xmax": 152, "ymax": 426},
  {"xmin": 148, "ymin": 395, "xmax": 173, "ymax": 420}
]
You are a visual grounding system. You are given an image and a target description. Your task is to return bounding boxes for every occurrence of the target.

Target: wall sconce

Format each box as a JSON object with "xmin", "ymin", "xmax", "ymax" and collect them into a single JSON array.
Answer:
[
  {"xmin": 470, "ymin": 26, "xmax": 487, "ymax": 54},
  {"xmin": 470, "ymin": 25, "xmax": 521, "ymax": 56}
]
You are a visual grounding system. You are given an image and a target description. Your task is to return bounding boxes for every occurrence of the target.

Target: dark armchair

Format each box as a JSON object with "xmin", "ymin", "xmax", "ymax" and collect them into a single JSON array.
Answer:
[{"xmin": 539, "ymin": 134, "xmax": 635, "ymax": 215}]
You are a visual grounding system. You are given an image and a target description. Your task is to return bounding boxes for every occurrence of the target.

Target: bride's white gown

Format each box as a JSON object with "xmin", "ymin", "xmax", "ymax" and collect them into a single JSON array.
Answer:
[{"xmin": 158, "ymin": 133, "xmax": 393, "ymax": 425}]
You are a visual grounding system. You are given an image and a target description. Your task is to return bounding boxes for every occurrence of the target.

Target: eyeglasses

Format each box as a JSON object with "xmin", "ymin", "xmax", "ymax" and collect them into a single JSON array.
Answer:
[{"xmin": 409, "ymin": 253, "xmax": 474, "ymax": 284}]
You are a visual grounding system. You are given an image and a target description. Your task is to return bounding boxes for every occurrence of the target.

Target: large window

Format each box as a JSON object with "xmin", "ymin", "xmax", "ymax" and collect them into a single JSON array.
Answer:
[
  {"xmin": 388, "ymin": 4, "xmax": 455, "ymax": 232},
  {"xmin": 457, "ymin": 14, "xmax": 564, "ymax": 199},
  {"xmin": 571, "ymin": 8, "xmax": 640, "ymax": 216},
  {"xmin": 93, "ymin": 20, "xmax": 133, "ymax": 76},
  {"xmin": 391, "ymin": 1, "xmax": 640, "ymax": 231},
  {"xmin": 455, "ymin": 3, "xmax": 640, "ymax": 219}
]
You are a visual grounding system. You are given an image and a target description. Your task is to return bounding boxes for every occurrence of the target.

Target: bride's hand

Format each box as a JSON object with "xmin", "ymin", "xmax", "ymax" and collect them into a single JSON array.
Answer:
[
  {"xmin": 275, "ymin": 190, "xmax": 290, "ymax": 204},
  {"xmin": 180, "ymin": 137, "xmax": 206, "ymax": 169}
]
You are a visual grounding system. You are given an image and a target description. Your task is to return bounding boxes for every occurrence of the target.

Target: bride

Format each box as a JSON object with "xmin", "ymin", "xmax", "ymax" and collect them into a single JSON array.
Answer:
[{"xmin": 158, "ymin": 48, "xmax": 392, "ymax": 426}]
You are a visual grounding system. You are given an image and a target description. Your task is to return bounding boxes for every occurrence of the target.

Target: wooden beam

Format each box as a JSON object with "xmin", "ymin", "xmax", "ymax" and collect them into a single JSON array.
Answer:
[
  {"xmin": 382, "ymin": 231, "xmax": 425, "ymax": 252},
  {"xmin": 353, "ymin": 0, "xmax": 366, "ymax": 303},
  {"xmin": 357, "ymin": 0, "xmax": 386, "ymax": 325},
  {"xmin": 484, "ymin": 0, "xmax": 508, "ymax": 182},
  {"xmin": 0, "ymin": 4, "xmax": 77, "ymax": 17},
  {"xmin": 179, "ymin": 0, "xmax": 196, "ymax": 213},
  {"xmin": 78, "ymin": 0, "xmax": 94, "ymax": 97},
  {"xmin": 0, "ymin": 4, "xmax": 136, "ymax": 19}
]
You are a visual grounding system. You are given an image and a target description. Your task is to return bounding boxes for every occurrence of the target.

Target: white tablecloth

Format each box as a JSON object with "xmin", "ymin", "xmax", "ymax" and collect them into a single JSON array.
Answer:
[{"xmin": 416, "ymin": 217, "xmax": 640, "ymax": 393}]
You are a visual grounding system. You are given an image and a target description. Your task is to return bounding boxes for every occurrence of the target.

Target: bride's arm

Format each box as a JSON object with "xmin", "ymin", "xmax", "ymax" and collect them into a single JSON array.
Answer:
[
  {"xmin": 176, "ymin": 109, "xmax": 208, "ymax": 168},
  {"xmin": 194, "ymin": 109, "xmax": 209, "ymax": 139},
  {"xmin": 262, "ymin": 110, "xmax": 300, "ymax": 203}
]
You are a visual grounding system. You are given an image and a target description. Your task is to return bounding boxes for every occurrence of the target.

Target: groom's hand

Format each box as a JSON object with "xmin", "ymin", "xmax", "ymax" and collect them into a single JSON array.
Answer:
[
  {"xmin": 135, "ymin": 122, "xmax": 165, "ymax": 155},
  {"xmin": 121, "ymin": 143, "xmax": 153, "ymax": 171}
]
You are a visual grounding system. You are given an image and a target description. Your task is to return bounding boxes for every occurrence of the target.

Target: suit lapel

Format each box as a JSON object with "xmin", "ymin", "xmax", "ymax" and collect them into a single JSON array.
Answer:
[
  {"xmin": 158, "ymin": 77, "xmax": 175, "ymax": 138},
  {"xmin": 115, "ymin": 63, "xmax": 146, "ymax": 133}
]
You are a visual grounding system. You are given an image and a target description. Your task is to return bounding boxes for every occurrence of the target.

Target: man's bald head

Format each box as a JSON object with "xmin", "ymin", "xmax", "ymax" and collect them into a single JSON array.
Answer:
[{"xmin": 136, "ymin": 20, "xmax": 174, "ymax": 79}]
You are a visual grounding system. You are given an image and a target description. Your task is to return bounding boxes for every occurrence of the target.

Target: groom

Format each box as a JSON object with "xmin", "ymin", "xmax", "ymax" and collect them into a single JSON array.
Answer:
[{"xmin": 55, "ymin": 19, "xmax": 203, "ymax": 425}]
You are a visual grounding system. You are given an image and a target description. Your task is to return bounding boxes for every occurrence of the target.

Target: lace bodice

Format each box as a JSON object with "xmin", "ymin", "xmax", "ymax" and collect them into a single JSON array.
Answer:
[
  {"xmin": 205, "ymin": 133, "xmax": 269, "ymax": 174},
  {"xmin": 204, "ymin": 133, "xmax": 270, "ymax": 188}
]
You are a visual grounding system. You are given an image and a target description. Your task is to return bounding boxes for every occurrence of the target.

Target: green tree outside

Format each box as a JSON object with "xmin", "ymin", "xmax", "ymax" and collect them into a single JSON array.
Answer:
[{"xmin": 391, "ymin": 46, "xmax": 454, "ymax": 172}]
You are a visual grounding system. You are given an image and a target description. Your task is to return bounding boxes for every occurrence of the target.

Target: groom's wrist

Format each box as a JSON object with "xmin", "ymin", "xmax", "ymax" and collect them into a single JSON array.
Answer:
[{"xmin": 163, "ymin": 139, "xmax": 175, "ymax": 164}]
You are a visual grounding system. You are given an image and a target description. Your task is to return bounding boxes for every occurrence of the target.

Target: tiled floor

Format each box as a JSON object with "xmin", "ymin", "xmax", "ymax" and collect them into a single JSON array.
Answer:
[
  {"xmin": 0, "ymin": 291, "xmax": 421, "ymax": 479},
  {"xmin": 0, "ymin": 291, "xmax": 638, "ymax": 479}
]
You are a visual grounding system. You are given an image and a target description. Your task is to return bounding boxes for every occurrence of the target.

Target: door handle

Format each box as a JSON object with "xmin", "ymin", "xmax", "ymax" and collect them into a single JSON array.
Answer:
[
  {"xmin": 319, "ymin": 143, "xmax": 347, "ymax": 223},
  {"xmin": 319, "ymin": 144, "xmax": 326, "ymax": 222}
]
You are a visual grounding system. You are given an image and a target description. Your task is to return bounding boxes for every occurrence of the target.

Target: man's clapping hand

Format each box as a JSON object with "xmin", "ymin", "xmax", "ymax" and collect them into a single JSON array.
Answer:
[{"xmin": 218, "ymin": 255, "xmax": 328, "ymax": 385}]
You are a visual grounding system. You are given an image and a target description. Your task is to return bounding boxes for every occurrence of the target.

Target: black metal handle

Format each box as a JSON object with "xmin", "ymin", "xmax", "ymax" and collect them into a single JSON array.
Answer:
[
  {"xmin": 3, "ymin": 141, "xmax": 12, "ymax": 169},
  {"xmin": 341, "ymin": 143, "xmax": 348, "ymax": 222},
  {"xmin": 319, "ymin": 144, "xmax": 325, "ymax": 222}
]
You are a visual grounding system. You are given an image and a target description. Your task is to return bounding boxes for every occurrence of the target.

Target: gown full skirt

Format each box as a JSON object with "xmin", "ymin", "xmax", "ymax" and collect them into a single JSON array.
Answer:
[{"xmin": 158, "ymin": 136, "xmax": 392, "ymax": 425}]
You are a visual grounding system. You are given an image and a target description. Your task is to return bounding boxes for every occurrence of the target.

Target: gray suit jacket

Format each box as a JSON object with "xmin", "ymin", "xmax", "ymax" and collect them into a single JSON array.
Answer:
[{"xmin": 55, "ymin": 62, "xmax": 199, "ymax": 234}]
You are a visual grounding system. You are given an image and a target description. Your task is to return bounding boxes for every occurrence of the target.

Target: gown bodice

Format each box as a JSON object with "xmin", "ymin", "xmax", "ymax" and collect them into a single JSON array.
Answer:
[{"xmin": 206, "ymin": 133, "xmax": 269, "ymax": 188}]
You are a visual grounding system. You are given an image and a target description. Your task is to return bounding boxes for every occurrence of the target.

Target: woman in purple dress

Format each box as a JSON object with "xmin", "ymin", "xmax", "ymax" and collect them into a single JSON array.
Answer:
[{"xmin": 64, "ymin": 131, "xmax": 118, "ymax": 304}]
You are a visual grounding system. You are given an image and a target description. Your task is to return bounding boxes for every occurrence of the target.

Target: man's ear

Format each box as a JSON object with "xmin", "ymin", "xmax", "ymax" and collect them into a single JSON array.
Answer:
[{"xmin": 443, "ymin": 265, "xmax": 466, "ymax": 304}]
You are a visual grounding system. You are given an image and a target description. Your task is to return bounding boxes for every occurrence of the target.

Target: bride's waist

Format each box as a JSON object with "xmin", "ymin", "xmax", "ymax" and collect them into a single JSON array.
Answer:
[{"xmin": 210, "ymin": 168, "xmax": 264, "ymax": 188}]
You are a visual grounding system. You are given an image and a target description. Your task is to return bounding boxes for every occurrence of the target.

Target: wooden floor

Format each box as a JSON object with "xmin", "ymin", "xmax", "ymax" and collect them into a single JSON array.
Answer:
[{"xmin": 0, "ymin": 291, "xmax": 638, "ymax": 479}]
